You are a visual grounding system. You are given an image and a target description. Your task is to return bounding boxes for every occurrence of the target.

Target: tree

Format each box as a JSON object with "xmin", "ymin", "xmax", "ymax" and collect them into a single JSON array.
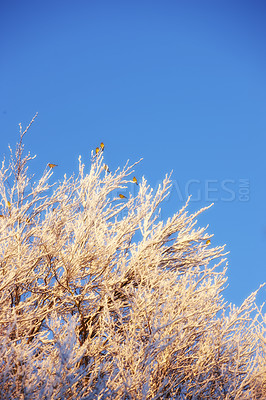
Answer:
[{"xmin": 0, "ymin": 117, "xmax": 265, "ymax": 399}]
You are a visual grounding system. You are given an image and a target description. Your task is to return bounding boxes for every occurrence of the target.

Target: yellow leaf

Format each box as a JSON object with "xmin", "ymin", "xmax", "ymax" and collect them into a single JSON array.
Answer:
[
  {"xmin": 100, "ymin": 142, "xmax": 104, "ymax": 151},
  {"xmin": 206, "ymin": 239, "xmax": 211, "ymax": 245},
  {"xmin": 95, "ymin": 147, "xmax": 100, "ymax": 155},
  {"xmin": 119, "ymin": 194, "xmax": 127, "ymax": 199},
  {"xmin": 133, "ymin": 176, "xmax": 138, "ymax": 185},
  {"xmin": 7, "ymin": 201, "xmax": 11, "ymax": 208},
  {"xmin": 48, "ymin": 163, "xmax": 58, "ymax": 168},
  {"xmin": 104, "ymin": 164, "xmax": 110, "ymax": 173}
]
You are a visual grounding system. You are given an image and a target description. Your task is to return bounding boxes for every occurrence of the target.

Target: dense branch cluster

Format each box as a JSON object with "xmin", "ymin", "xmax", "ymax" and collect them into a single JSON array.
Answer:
[{"xmin": 0, "ymin": 121, "xmax": 265, "ymax": 399}]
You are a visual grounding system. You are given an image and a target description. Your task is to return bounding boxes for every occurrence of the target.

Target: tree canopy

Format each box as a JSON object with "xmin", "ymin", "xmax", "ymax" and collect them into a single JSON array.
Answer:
[{"xmin": 0, "ymin": 119, "xmax": 265, "ymax": 399}]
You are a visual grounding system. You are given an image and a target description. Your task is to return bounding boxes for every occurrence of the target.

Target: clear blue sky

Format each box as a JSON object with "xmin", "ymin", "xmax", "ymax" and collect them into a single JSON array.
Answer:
[{"xmin": 1, "ymin": 0, "xmax": 265, "ymax": 307}]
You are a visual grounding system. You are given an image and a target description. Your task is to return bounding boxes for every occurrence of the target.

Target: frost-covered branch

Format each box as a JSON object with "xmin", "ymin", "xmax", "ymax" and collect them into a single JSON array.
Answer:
[{"xmin": 0, "ymin": 120, "xmax": 265, "ymax": 399}]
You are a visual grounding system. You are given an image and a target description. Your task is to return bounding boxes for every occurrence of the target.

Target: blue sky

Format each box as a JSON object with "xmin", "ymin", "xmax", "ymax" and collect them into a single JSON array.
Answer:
[{"xmin": 0, "ymin": 0, "xmax": 265, "ymax": 307}]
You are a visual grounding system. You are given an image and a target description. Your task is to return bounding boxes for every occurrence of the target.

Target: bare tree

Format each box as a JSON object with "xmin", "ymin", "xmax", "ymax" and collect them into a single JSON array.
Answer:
[{"xmin": 0, "ymin": 118, "xmax": 265, "ymax": 399}]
